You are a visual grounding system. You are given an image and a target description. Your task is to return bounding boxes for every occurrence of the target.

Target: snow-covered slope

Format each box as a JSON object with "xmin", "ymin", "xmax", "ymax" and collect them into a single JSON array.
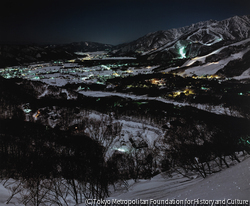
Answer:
[
  {"xmin": 160, "ymin": 37, "xmax": 250, "ymax": 78},
  {"xmin": 113, "ymin": 20, "xmax": 216, "ymax": 56},
  {"xmin": 114, "ymin": 15, "xmax": 250, "ymax": 58},
  {"xmin": 1, "ymin": 156, "xmax": 249, "ymax": 205},
  {"xmin": 145, "ymin": 15, "xmax": 250, "ymax": 61},
  {"xmin": 234, "ymin": 68, "xmax": 250, "ymax": 80},
  {"xmin": 106, "ymin": 156, "xmax": 250, "ymax": 202}
]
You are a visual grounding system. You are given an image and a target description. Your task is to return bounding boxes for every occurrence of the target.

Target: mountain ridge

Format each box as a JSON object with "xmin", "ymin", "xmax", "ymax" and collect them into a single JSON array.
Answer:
[{"xmin": 112, "ymin": 14, "xmax": 250, "ymax": 58}]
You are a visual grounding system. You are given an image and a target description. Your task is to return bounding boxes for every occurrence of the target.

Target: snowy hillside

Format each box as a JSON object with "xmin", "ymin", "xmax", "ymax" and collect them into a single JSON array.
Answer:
[
  {"xmin": 106, "ymin": 156, "xmax": 250, "ymax": 202},
  {"xmin": 161, "ymin": 38, "xmax": 250, "ymax": 77},
  {"xmin": 113, "ymin": 15, "xmax": 250, "ymax": 57},
  {"xmin": 1, "ymin": 155, "xmax": 249, "ymax": 205},
  {"xmin": 144, "ymin": 15, "xmax": 250, "ymax": 61}
]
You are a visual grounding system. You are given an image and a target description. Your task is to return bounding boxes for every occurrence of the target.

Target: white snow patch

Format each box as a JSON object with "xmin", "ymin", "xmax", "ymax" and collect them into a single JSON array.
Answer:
[
  {"xmin": 0, "ymin": 180, "xmax": 22, "ymax": 205},
  {"xmin": 234, "ymin": 68, "xmax": 250, "ymax": 80}
]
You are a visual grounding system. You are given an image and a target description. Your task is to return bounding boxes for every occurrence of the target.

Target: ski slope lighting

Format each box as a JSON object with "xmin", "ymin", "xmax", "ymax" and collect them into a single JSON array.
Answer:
[{"xmin": 179, "ymin": 47, "xmax": 186, "ymax": 58}]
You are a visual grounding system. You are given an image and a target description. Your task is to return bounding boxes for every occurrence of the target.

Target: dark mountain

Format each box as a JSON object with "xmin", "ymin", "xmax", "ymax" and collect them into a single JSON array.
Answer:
[{"xmin": 0, "ymin": 41, "xmax": 113, "ymax": 68}]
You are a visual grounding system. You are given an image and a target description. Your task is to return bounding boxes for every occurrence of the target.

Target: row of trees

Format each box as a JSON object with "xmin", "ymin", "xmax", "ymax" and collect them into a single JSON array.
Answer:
[
  {"xmin": 0, "ymin": 119, "xmax": 111, "ymax": 205},
  {"xmin": 162, "ymin": 117, "xmax": 250, "ymax": 178}
]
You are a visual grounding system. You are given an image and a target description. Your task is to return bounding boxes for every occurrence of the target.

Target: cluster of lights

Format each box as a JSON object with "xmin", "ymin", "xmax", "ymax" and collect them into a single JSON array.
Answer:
[
  {"xmin": 192, "ymin": 75, "xmax": 220, "ymax": 79},
  {"xmin": 147, "ymin": 78, "xmax": 166, "ymax": 86},
  {"xmin": 169, "ymin": 88, "xmax": 195, "ymax": 98},
  {"xmin": 0, "ymin": 60, "xmax": 155, "ymax": 88}
]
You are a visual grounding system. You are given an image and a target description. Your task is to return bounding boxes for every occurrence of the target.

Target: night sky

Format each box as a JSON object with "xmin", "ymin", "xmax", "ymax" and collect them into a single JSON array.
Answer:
[{"xmin": 1, "ymin": 0, "xmax": 250, "ymax": 45}]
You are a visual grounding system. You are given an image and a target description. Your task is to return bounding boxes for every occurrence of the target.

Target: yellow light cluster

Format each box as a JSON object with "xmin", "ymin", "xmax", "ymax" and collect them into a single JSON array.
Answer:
[
  {"xmin": 148, "ymin": 78, "xmax": 165, "ymax": 86},
  {"xmin": 207, "ymin": 75, "xmax": 220, "ymax": 79},
  {"xmin": 112, "ymin": 72, "xmax": 120, "ymax": 76},
  {"xmin": 183, "ymin": 88, "xmax": 195, "ymax": 95},
  {"xmin": 170, "ymin": 91, "xmax": 182, "ymax": 98},
  {"xmin": 192, "ymin": 74, "xmax": 220, "ymax": 79},
  {"xmin": 126, "ymin": 70, "xmax": 133, "ymax": 73},
  {"xmin": 169, "ymin": 88, "xmax": 195, "ymax": 98},
  {"xmin": 32, "ymin": 110, "xmax": 40, "ymax": 120}
]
